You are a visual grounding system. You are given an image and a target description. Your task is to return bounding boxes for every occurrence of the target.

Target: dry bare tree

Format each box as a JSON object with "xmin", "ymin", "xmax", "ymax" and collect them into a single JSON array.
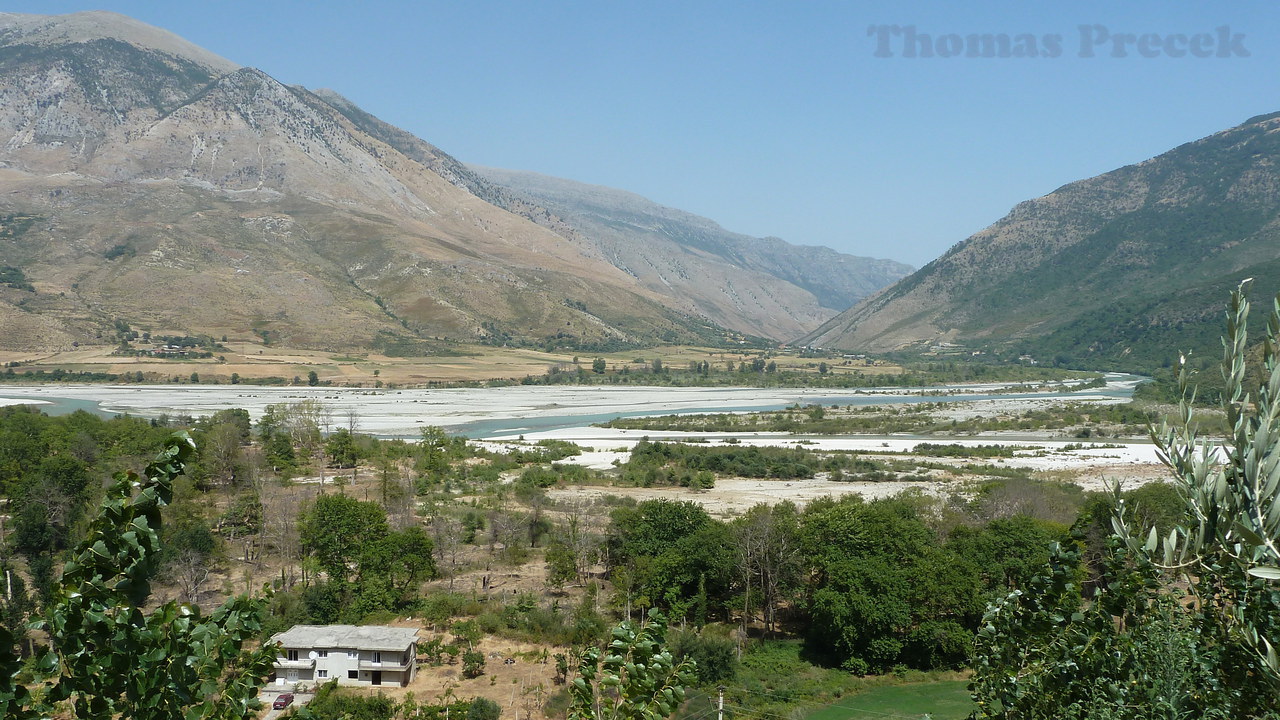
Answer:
[
  {"xmin": 431, "ymin": 515, "xmax": 465, "ymax": 590},
  {"xmin": 202, "ymin": 422, "xmax": 244, "ymax": 487},
  {"xmin": 733, "ymin": 502, "xmax": 801, "ymax": 635},
  {"xmin": 344, "ymin": 407, "xmax": 361, "ymax": 485},
  {"xmin": 561, "ymin": 501, "xmax": 602, "ymax": 582},
  {"xmin": 166, "ymin": 548, "xmax": 212, "ymax": 604},
  {"xmin": 284, "ymin": 399, "xmax": 331, "ymax": 488},
  {"xmin": 259, "ymin": 483, "xmax": 317, "ymax": 588}
]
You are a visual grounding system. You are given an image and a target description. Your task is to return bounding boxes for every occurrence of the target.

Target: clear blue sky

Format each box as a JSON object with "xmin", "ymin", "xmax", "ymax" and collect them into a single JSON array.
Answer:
[{"xmin": 7, "ymin": 1, "xmax": 1279, "ymax": 267}]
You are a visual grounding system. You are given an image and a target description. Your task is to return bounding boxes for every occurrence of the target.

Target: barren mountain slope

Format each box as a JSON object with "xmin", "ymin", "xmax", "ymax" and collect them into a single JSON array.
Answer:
[
  {"xmin": 469, "ymin": 166, "xmax": 913, "ymax": 339},
  {"xmin": 0, "ymin": 11, "xmax": 730, "ymax": 351}
]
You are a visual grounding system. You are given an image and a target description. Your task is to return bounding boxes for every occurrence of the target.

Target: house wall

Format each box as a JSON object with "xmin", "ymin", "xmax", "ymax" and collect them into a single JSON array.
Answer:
[
  {"xmin": 276, "ymin": 643, "xmax": 416, "ymax": 687},
  {"xmin": 276, "ymin": 668, "xmax": 315, "ymax": 685}
]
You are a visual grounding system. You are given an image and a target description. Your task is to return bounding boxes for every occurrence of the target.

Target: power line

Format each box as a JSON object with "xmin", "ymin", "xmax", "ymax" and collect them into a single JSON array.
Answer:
[
  {"xmin": 720, "ymin": 703, "xmax": 791, "ymax": 720},
  {"xmin": 681, "ymin": 708, "xmax": 719, "ymax": 720}
]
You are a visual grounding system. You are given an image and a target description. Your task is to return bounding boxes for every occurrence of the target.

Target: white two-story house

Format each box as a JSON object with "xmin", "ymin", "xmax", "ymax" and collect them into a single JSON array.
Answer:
[{"xmin": 271, "ymin": 625, "xmax": 418, "ymax": 688}]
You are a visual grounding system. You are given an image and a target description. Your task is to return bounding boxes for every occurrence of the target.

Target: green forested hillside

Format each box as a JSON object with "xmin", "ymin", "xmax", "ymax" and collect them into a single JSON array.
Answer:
[{"xmin": 802, "ymin": 112, "xmax": 1280, "ymax": 372}]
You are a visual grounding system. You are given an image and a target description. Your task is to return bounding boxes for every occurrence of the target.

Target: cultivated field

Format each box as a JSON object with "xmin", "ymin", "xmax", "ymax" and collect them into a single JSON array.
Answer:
[{"xmin": 0, "ymin": 342, "xmax": 897, "ymax": 386}]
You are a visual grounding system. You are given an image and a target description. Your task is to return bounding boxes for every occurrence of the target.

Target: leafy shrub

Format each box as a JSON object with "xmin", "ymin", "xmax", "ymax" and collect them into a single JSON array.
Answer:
[{"xmin": 461, "ymin": 649, "xmax": 486, "ymax": 678}]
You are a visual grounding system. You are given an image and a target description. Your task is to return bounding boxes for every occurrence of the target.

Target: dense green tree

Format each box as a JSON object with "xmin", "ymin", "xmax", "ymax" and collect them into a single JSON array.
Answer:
[
  {"xmin": 669, "ymin": 628, "xmax": 737, "ymax": 684},
  {"xmin": 325, "ymin": 428, "xmax": 359, "ymax": 468},
  {"xmin": 801, "ymin": 496, "xmax": 983, "ymax": 673},
  {"xmin": 200, "ymin": 408, "xmax": 252, "ymax": 441},
  {"xmin": 301, "ymin": 581, "xmax": 345, "ymax": 625},
  {"xmin": 10, "ymin": 455, "xmax": 95, "ymax": 603},
  {"xmin": 299, "ymin": 495, "xmax": 389, "ymax": 582},
  {"xmin": 294, "ymin": 511, "xmax": 433, "ymax": 622},
  {"xmin": 945, "ymin": 515, "xmax": 1064, "ymax": 593},
  {"xmin": 468, "ymin": 697, "xmax": 501, "ymax": 720},
  {"xmin": 0, "ymin": 406, "xmax": 50, "ymax": 493},
  {"xmin": 461, "ymin": 509, "xmax": 486, "ymax": 544},
  {"xmin": 462, "ymin": 649, "xmax": 486, "ymax": 678},
  {"xmin": 546, "ymin": 539, "xmax": 578, "ymax": 590},
  {"xmin": 160, "ymin": 511, "xmax": 218, "ymax": 564},
  {"xmin": 606, "ymin": 500, "xmax": 736, "ymax": 621},
  {"xmin": 609, "ymin": 499, "xmax": 710, "ymax": 561},
  {"xmin": 359, "ymin": 526, "xmax": 437, "ymax": 595},
  {"xmin": 263, "ymin": 431, "xmax": 296, "ymax": 473},
  {"xmin": 1115, "ymin": 482, "xmax": 1185, "ymax": 536},
  {"xmin": 646, "ymin": 522, "xmax": 735, "ymax": 619}
]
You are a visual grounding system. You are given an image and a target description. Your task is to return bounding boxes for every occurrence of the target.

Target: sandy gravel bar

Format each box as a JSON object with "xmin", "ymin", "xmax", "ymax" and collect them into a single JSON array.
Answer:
[{"xmin": 0, "ymin": 375, "xmax": 1138, "ymax": 437}]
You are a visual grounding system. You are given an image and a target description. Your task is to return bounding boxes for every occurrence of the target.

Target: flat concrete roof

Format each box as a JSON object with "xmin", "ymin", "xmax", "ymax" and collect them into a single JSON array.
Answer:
[{"xmin": 271, "ymin": 625, "xmax": 419, "ymax": 652}]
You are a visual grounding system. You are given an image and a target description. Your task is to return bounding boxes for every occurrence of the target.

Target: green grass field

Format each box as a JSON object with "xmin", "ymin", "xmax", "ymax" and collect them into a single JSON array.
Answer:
[{"xmin": 803, "ymin": 681, "xmax": 974, "ymax": 720}]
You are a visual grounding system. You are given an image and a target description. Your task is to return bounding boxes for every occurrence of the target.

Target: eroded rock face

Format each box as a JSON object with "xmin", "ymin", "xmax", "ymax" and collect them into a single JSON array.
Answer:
[
  {"xmin": 0, "ymin": 11, "xmax": 909, "ymax": 351},
  {"xmin": 0, "ymin": 11, "xmax": 717, "ymax": 351}
]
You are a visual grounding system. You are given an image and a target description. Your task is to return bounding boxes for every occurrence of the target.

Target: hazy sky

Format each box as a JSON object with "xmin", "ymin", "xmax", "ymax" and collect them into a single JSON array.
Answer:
[{"xmin": 7, "ymin": 1, "xmax": 1279, "ymax": 267}]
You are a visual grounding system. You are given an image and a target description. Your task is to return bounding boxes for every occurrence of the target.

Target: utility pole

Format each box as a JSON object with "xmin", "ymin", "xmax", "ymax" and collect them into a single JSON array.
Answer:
[{"xmin": 718, "ymin": 686, "xmax": 724, "ymax": 720}]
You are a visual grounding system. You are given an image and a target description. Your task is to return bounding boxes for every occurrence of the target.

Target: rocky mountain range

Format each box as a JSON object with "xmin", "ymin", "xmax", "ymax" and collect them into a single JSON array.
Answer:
[
  {"xmin": 467, "ymin": 167, "xmax": 912, "ymax": 340},
  {"xmin": 801, "ymin": 111, "xmax": 1280, "ymax": 370},
  {"xmin": 0, "ymin": 11, "xmax": 904, "ymax": 353}
]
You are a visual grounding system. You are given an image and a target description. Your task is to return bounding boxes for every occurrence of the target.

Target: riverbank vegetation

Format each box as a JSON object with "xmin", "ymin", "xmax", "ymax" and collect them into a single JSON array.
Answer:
[
  {"xmin": 0, "ymin": 394, "xmax": 1181, "ymax": 719},
  {"xmin": 6, "ymin": 288, "xmax": 1277, "ymax": 719},
  {"xmin": 603, "ymin": 399, "xmax": 1159, "ymax": 438},
  {"xmin": 514, "ymin": 358, "xmax": 1100, "ymax": 390}
]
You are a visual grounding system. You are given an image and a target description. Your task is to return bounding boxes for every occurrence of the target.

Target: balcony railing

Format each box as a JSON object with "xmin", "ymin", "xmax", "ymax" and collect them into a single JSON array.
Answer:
[
  {"xmin": 358, "ymin": 658, "xmax": 412, "ymax": 671},
  {"xmin": 274, "ymin": 657, "xmax": 316, "ymax": 669}
]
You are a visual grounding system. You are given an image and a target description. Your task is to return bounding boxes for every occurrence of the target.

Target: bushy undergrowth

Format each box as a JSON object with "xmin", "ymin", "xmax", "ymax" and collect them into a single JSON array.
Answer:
[{"xmin": 604, "ymin": 401, "xmax": 1155, "ymax": 437}]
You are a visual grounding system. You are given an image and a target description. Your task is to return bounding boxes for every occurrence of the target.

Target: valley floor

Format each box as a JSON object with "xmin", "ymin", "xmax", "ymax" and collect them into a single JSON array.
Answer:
[
  {"xmin": 526, "ymin": 426, "xmax": 1165, "ymax": 516},
  {"xmin": 0, "ymin": 372, "xmax": 1139, "ymax": 437}
]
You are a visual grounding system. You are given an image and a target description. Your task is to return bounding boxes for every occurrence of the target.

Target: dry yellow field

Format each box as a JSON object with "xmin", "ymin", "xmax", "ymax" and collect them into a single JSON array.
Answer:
[{"xmin": 0, "ymin": 343, "xmax": 902, "ymax": 386}]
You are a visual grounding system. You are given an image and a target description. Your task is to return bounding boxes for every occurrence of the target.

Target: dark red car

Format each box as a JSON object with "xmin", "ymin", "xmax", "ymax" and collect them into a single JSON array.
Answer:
[{"xmin": 272, "ymin": 693, "xmax": 294, "ymax": 710}]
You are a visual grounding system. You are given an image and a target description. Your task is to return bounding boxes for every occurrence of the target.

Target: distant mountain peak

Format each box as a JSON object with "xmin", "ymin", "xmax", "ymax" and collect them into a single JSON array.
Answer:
[
  {"xmin": 0, "ymin": 10, "xmax": 908, "ymax": 353},
  {"xmin": 470, "ymin": 165, "xmax": 914, "ymax": 339},
  {"xmin": 0, "ymin": 10, "xmax": 240, "ymax": 75},
  {"xmin": 1241, "ymin": 110, "xmax": 1280, "ymax": 127}
]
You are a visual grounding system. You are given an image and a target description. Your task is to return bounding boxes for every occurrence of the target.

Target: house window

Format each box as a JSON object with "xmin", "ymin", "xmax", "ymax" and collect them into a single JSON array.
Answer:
[
  {"xmin": 348, "ymin": 670, "xmax": 358, "ymax": 680},
  {"xmin": 348, "ymin": 651, "xmax": 358, "ymax": 659},
  {"xmin": 373, "ymin": 651, "xmax": 381, "ymax": 664},
  {"xmin": 318, "ymin": 650, "xmax": 328, "ymax": 658},
  {"xmin": 317, "ymin": 669, "xmax": 328, "ymax": 679},
  {"xmin": 286, "ymin": 649, "xmax": 298, "ymax": 662}
]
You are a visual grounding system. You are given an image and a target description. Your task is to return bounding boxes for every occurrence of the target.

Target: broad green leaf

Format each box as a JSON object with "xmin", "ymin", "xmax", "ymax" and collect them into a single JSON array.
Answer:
[{"xmin": 1247, "ymin": 565, "xmax": 1280, "ymax": 580}]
